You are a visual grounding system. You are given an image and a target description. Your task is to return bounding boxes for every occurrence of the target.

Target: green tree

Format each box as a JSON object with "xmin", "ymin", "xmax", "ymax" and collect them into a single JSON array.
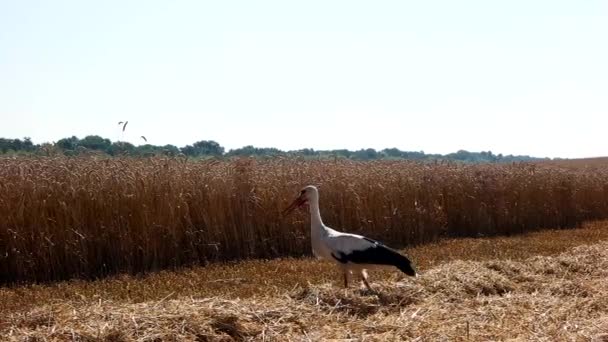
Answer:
[
  {"xmin": 353, "ymin": 148, "xmax": 378, "ymax": 160},
  {"xmin": 56, "ymin": 136, "xmax": 80, "ymax": 151},
  {"xmin": 227, "ymin": 145, "xmax": 283, "ymax": 157},
  {"xmin": 80, "ymin": 135, "xmax": 112, "ymax": 152},
  {"xmin": 161, "ymin": 144, "xmax": 180, "ymax": 156},
  {"xmin": 382, "ymin": 148, "xmax": 403, "ymax": 158},
  {"xmin": 181, "ymin": 140, "xmax": 224, "ymax": 157},
  {"xmin": 0, "ymin": 137, "xmax": 36, "ymax": 154},
  {"xmin": 108, "ymin": 141, "xmax": 136, "ymax": 156}
]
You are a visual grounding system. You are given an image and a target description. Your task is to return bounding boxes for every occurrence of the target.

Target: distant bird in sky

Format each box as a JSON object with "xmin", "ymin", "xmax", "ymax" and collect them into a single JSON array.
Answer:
[
  {"xmin": 284, "ymin": 185, "xmax": 417, "ymax": 292},
  {"xmin": 117, "ymin": 121, "xmax": 129, "ymax": 132},
  {"xmin": 116, "ymin": 121, "xmax": 147, "ymax": 144}
]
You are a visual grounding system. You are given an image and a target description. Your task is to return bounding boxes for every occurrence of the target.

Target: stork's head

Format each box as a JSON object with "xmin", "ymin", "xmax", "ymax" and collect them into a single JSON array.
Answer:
[{"xmin": 283, "ymin": 185, "xmax": 318, "ymax": 215}]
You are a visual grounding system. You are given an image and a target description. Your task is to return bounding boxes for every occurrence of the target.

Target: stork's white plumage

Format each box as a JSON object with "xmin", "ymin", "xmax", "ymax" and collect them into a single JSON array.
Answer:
[{"xmin": 284, "ymin": 185, "xmax": 417, "ymax": 291}]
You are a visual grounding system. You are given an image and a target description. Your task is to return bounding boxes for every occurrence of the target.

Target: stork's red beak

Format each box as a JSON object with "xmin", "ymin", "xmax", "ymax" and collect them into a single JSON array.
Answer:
[{"xmin": 283, "ymin": 195, "xmax": 307, "ymax": 216}]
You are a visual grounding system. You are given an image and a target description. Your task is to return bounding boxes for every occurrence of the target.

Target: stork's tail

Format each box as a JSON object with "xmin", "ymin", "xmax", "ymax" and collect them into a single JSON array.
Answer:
[{"xmin": 347, "ymin": 237, "xmax": 418, "ymax": 276}]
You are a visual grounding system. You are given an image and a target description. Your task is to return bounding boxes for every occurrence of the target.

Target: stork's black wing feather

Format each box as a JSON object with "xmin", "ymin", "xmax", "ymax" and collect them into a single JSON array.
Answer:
[{"xmin": 332, "ymin": 237, "xmax": 416, "ymax": 276}]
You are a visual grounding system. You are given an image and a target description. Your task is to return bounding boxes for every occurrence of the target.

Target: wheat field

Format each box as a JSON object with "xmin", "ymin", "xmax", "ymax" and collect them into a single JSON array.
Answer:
[{"xmin": 2, "ymin": 156, "xmax": 608, "ymax": 284}]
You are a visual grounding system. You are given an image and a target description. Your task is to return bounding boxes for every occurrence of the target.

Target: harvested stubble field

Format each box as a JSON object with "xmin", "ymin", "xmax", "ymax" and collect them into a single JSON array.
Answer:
[
  {"xmin": 2, "ymin": 221, "xmax": 608, "ymax": 341},
  {"xmin": 2, "ymin": 156, "xmax": 608, "ymax": 284}
]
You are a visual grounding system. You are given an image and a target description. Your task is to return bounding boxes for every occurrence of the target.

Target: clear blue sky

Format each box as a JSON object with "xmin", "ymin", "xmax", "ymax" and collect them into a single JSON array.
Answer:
[{"xmin": 1, "ymin": 1, "xmax": 606, "ymax": 158}]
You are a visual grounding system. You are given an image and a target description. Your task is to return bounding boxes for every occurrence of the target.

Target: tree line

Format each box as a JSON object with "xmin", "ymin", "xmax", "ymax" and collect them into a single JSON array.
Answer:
[{"xmin": 0, "ymin": 136, "xmax": 547, "ymax": 162}]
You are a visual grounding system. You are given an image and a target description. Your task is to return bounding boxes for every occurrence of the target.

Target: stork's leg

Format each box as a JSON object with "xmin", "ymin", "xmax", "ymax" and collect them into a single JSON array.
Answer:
[
  {"xmin": 343, "ymin": 270, "xmax": 349, "ymax": 289},
  {"xmin": 360, "ymin": 269, "xmax": 375, "ymax": 293},
  {"xmin": 341, "ymin": 270, "xmax": 350, "ymax": 296}
]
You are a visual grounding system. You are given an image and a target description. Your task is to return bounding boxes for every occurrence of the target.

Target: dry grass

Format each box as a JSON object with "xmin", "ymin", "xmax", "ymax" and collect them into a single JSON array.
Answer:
[
  {"xmin": 544, "ymin": 157, "xmax": 608, "ymax": 170},
  {"xmin": 2, "ymin": 223, "xmax": 608, "ymax": 341},
  {"xmin": 2, "ymin": 156, "xmax": 608, "ymax": 284},
  {"xmin": 1, "ymin": 220, "xmax": 606, "ymax": 315}
]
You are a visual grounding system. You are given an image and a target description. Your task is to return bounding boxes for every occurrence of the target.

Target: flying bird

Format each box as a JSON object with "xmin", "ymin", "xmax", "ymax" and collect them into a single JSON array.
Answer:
[
  {"xmin": 141, "ymin": 136, "xmax": 147, "ymax": 142},
  {"xmin": 122, "ymin": 121, "xmax": 128, "ymax": 132},
  {"xmin": 284, "ymin": 185, "xmax": 417, "ymax": 292}
]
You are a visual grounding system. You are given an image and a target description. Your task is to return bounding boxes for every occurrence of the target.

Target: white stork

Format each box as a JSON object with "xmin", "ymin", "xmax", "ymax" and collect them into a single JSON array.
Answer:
[{"xmin": 283, "ymin": 185, "xmax": 417, "ymax": 291}]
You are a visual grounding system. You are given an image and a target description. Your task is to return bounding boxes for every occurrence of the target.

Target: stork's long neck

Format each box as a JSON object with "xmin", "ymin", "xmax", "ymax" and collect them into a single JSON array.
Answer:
[{"xmin": 308, "ymin": 195, "xmax": 327, "ymax": 239}]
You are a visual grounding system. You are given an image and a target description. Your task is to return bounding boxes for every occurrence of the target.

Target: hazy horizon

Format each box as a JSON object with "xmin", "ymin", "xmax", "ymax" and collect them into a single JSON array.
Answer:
[{"xmin": 1, "ymin": 1, "xmax": 607, "ymax": 159}]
